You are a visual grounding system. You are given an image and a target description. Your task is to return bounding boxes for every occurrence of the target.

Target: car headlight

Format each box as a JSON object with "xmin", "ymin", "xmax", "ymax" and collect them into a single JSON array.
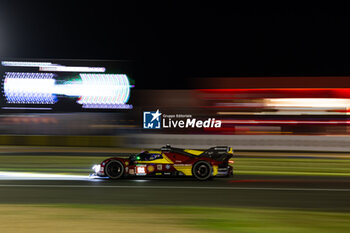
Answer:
[{"xmin": 92, "ymin": 164, "xmax": 101, "ymax": 173}]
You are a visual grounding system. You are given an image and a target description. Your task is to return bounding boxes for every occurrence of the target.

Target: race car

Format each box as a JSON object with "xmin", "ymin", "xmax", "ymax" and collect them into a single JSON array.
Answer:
[{"xmin": 91, "ymin": 145, "xmax": 234, "ymax": 180}]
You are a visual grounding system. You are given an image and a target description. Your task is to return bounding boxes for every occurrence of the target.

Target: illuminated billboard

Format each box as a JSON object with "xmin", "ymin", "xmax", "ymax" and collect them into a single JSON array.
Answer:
[{"xmin": 0, "ymin": 60, "xmax": 133, "ymax": 112}]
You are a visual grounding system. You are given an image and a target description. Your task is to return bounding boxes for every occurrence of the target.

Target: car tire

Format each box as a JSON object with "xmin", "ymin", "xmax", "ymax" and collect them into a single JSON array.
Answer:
[
  {"xmin": 192, "ymin": 161, "xmax": 213, "ymax": 181},
  {"xmin": 105, "ymin": 160, "xmax": 125, "ymax": 179}
]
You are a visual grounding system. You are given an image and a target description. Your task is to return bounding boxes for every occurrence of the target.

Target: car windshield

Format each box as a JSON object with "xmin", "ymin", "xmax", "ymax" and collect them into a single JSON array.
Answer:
[{"xmin": 130, "ymin": 151, "xmax": 162, "ymax": 161}]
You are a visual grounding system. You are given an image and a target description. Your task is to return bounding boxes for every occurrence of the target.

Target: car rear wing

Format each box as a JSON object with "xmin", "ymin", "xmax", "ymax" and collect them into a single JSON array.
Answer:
[
  {"xmin": 201, "ymin": 146, "xmax": 233, "ymax": 161},
  {"xmin": 161, "ymin": 145, "xmax": 233, "ymax": 161}
]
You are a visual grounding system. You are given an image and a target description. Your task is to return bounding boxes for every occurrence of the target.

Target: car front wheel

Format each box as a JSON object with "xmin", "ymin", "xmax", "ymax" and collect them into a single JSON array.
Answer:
[{"xmin": 105, "ymin": 160, "xmax": 125, "ymax": 179}]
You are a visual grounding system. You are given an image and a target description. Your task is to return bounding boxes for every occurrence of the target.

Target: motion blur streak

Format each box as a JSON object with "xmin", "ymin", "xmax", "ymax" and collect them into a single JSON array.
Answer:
[
  {"xmin": 0, "ymin": 172, "xmax": 88, "ymax": 181},
  {"xmin": 2, "ymin": 72, "xmax": 132, "ymax": 109},
  {"xmin": 1, "ymin": 61, "xmax": 54, "ymax": 67},
  {"xmin": 77, "ymin": 73, "xmax": 131, "ymax": 108},
  {"xmin": 4, "ymin": 72, "xmax": 56, "ymax": 104},
  {"xmin": 0, "ymin": 185, "xmax": 349, "ymax": 192},
  {"xmin": 39, "ymin": 65, "xmax": 106, "ymax": 72},
  {"xmin": 264, "ymin": 98, "xmax": 350, "ymax": 108},
  {"xmin": 1, "ymin": 61, "xmax": 106, "ymax": 72},
  {"xmin": 189, "ymin": 88, "xmax": 350, "ymax": 135}
]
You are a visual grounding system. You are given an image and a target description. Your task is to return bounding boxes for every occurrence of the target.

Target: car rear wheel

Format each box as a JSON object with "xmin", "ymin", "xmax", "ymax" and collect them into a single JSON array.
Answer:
[
  {"xmin": 105, "ymin": 160, "xmax": 124, "ymax": 179},
  {"xmin": 192, "ymin": 161, "xmax": 213, "ymax": 181}
]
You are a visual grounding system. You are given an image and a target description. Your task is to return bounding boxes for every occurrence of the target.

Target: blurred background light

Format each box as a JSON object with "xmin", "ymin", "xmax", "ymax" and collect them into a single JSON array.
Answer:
[
  {"xmin": 1, "ymin": 61, "xmax": 55, "ymax": 67},
  {"xmin": 264, "ymin": 98, "xmax": 350, "ymax": 108},
  {"xmin": 2, "ymin": 72, "xmax": 132, "ymax": 109},
  {"xmin": 39, "ymin": 65, "xmax": 106, "ymax": 72},
  {"xmin": 4, "ymin": 72, "xmax": 57, "ymax": 104},
  {"xmin": 77, "ymin": 74, "xmax": 131, "ymax": 108}
]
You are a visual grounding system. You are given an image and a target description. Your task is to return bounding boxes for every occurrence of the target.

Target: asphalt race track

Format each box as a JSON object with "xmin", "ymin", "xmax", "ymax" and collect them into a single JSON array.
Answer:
[{"xmin": 0, "ymin": 173, "xmax": 349, "ymax": 211}]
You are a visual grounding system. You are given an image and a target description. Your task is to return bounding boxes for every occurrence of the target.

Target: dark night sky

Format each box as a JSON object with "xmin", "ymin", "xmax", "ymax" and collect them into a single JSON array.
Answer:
[{"xmin": 0, "ymin": 2, "xmax": 350, "ymax": 89}]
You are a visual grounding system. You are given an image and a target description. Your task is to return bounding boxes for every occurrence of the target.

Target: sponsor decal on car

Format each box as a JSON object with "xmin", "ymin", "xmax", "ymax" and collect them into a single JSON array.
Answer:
[
  {"xmin": 136, "ymin": 165, "xmax": 147, "ymax": 175},
  {"xmin": 147, "ymin": 165, "xmax": 155, "ymax": 172},
  {"xmin": 157, "ymin": 164, "xmax": 162, "ymax": 170}
]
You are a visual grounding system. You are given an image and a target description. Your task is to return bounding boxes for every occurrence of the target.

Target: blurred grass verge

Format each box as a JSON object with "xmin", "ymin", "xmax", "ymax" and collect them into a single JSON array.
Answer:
[
  {"xmin": 234, "ymin": 158, "xmax": 350, "ymax": 177},
  {"xmin": 0, "ymin": 204, "xmax": 349, "ymax": 233},
  {"xmin": 1, "ymin": 156, "xmax": 350, "ymax": 177},
  {"xmin": 0, "ymin": 156, "xmax": 103, "ymax": 175}
]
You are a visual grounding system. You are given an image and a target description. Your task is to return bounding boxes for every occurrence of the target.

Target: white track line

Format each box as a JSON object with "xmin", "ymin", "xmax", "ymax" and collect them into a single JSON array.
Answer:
[{"xmin": 0, "ymin": 184, "xmax": 349, "ymax": 192}]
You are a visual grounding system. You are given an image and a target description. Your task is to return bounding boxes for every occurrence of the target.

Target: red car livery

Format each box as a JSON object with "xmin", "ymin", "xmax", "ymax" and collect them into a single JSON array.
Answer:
[{"xmin": 91, "ymin": 145, "xmax": 234, "ymax": 181}]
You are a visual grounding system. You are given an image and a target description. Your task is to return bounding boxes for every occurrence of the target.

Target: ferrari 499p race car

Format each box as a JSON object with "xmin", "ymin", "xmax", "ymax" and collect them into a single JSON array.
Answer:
[{"xmin": 91, "ymin": 145, "xmax": 234, "ymax": 181}]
